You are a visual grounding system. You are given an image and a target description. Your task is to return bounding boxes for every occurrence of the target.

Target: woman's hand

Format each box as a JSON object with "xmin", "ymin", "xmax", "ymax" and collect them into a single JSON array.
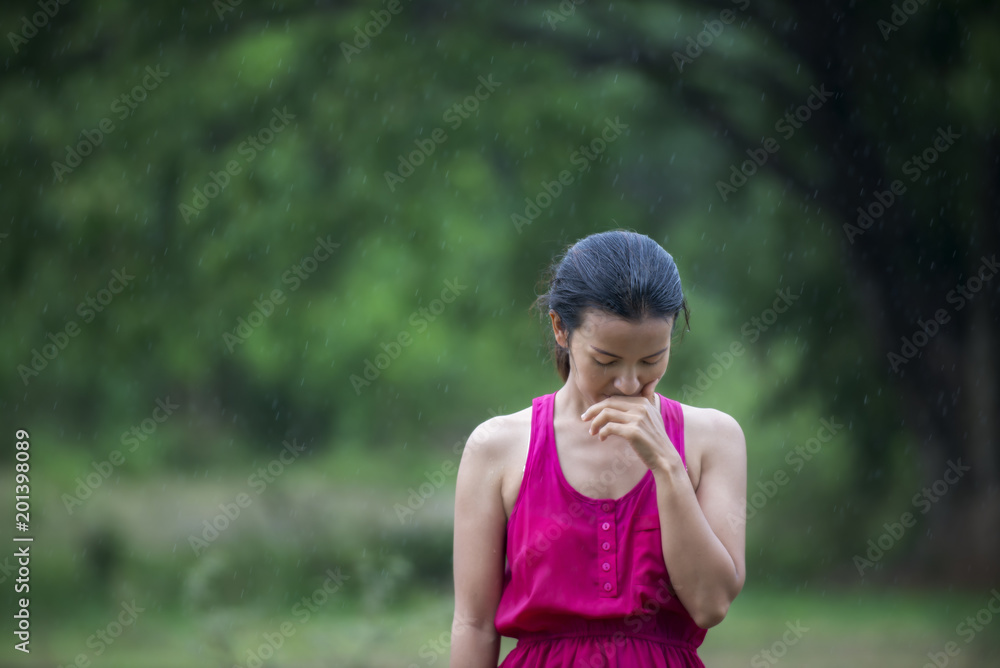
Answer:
[{"xmin": 580, "ymin": 382, "xmax": 686, "ymax": 475}]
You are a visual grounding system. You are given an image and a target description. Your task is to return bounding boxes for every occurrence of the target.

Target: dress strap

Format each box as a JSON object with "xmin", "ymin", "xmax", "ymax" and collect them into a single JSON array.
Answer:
[
  {"xmin": 659, "ymin": 393, "xmax": 687, "ymax": 469},
  {"xmin": 508, "ymin": 392, "xmax": 556, "ymax": 521}
]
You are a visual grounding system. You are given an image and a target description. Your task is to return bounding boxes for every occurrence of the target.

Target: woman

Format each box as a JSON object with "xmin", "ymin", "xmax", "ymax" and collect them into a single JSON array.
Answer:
[{"xmin": 450, "ymin": 230, "xmax": 747, "ymax": 667}]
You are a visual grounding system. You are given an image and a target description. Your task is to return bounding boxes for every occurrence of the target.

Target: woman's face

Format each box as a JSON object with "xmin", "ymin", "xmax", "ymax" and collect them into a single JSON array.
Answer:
[{"xmin": 550, "ymin": 308, "xmax": 674, "ymax": 406}]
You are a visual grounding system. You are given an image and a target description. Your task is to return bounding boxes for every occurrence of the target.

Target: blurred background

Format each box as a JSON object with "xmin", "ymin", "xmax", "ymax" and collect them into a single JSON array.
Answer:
[{"xmin": 1, "ymin": 0, "xmax": 998, "ymax": 666}]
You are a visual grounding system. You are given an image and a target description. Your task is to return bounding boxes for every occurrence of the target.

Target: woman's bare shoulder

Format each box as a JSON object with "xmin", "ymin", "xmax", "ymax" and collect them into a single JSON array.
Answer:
[
  {"xmin": 457, "ymin": 406, "xmax": 534, "ymax": 518},
  {"xmin": 463, "ymin": 405, "xmax": 533, "ymax": 464},
  {"xmin": 677, "ymin": 402, "xmax": 746, "ymax": 458}
]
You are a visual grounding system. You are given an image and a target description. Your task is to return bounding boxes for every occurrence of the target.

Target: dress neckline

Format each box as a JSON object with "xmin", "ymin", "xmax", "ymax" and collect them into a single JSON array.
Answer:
[{"xmin": 547, "ymin": 391, "xmax": 658, "ymax": 505}]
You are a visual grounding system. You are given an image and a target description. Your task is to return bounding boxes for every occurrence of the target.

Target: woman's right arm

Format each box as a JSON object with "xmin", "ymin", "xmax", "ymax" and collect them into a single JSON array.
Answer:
[{"xmin": 450, "ymin": 418, "xmax": 509, "ymax": 668}]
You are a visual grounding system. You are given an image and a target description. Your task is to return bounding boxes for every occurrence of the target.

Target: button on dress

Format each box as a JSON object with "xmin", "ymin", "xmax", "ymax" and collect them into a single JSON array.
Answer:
[{"xmin": 494, "ymin": 392, "xmax": 706, "ymax": 667}]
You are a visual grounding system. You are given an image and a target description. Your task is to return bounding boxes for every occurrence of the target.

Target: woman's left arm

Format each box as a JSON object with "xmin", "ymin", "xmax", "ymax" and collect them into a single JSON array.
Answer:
[
  {"xmin": 582, "ymin": 392, "xmax": 747, "ymax": 629},
  {"xmin": 651, "ymin": 406, "xmax": 747, "ymax": 629}
]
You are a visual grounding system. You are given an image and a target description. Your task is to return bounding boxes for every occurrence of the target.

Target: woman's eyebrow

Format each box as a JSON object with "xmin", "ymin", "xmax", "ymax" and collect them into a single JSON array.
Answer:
[{"xmin": 589, "ymin": 345, "xmax": 668, "ymax": 359}]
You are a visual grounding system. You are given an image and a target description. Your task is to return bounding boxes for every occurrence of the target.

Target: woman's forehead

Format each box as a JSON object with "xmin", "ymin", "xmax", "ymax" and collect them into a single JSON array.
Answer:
[{"xmin": 578, "ymin": 310, "xmax": 673, "ymax": 341}]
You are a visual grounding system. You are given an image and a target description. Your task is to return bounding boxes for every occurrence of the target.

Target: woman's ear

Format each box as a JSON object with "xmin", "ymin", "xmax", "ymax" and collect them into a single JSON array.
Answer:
[{"xmin": 549, "ymin": 310, "xmax": 569, "ymax": 348}]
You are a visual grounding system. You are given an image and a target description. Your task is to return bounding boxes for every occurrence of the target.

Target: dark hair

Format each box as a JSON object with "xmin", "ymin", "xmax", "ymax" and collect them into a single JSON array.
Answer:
[{"xmin": 532, "ymin": 229, "xmax": 690, "ymax": 382}]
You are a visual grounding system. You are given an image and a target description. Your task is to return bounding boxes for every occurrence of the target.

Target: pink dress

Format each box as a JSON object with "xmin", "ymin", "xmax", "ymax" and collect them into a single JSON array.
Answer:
[{"xmin": 494, "ymin": 392, "xmax": 706, "ymax": 667}]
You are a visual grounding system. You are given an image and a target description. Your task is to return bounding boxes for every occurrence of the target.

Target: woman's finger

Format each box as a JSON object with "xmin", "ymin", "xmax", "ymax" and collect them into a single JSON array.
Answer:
[{"xmin": 586, "ymin": 406, "xmax": 632, "ymax": 436}]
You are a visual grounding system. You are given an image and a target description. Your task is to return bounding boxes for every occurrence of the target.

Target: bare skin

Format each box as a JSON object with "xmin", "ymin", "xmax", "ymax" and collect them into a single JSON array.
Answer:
[{"xmin": 450, "ymin": 309, "xmax": 747, "ymax": 667}]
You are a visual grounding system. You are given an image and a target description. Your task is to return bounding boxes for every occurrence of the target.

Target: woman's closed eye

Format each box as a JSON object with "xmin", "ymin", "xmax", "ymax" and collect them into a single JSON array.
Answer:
[{"xmin": 594, "ymin": 358, "xmax": 660, "ymax": 366}]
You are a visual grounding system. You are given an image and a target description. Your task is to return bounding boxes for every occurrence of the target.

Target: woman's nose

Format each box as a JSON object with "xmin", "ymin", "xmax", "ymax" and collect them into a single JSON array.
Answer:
[{"xmin": 614, "ymin": 373, "xmax": 640, "ymax": 395}]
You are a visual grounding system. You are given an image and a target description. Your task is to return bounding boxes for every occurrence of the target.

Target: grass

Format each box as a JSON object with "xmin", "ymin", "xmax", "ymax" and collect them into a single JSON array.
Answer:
[
  {"xmin": 12, "ymin": 586, "xmax": 999, "ymax": 667},
  {"xmin": 7, "ymin": 460, "xmax": 997, "ymax": 668}
]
